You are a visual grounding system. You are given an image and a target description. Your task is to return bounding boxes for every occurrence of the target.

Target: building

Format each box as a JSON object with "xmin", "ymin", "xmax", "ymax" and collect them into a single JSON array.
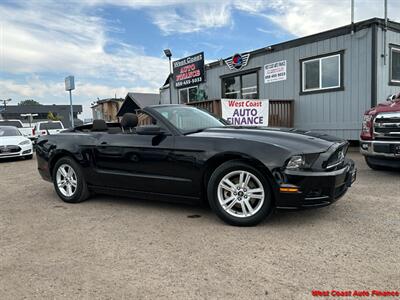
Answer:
[
  {"xmin": 161, "ymin": 18, "xmax": 400, "ymax": 140},
  {"xmin": 0, "ymin": 104, "xmax": 82, "ymax": 127},
  {"xmin": 117, "ymin": 92, "xmax": 160, "ymax": 117},
  {"xmin": 91, "ymin": 98, "xmax": 124, "ymax": 122},
  {"xmin": 91, "ymin": 93, "xmax": 160, "ymax": 121}
]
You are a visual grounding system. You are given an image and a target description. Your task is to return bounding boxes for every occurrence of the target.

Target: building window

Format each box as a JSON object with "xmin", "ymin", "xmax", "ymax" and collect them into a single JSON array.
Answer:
[
  {"xmin": 222, "ymin": 71, "xmax": 258, "ymax": 99},
  {"xmin": 179, "ymin": 86, "xmax": 198, "ymax": 103},
  {"xmin": 301, "ymin": 52, "xmax": 343, "ymax": 93},
  {"xmin": 390, "ymin": 45, "xmax": 400, "ymax": 84}
]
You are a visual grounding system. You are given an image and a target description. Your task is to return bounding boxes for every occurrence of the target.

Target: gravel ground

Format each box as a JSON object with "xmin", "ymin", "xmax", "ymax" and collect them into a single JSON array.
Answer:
[{"xmin": 0, "ymin": 151, "xmax": 399, "ymax": 299}]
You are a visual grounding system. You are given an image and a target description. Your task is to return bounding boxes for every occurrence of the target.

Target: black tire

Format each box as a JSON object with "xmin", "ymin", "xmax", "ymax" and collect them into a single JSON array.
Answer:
[
  {"xmin": 365, "ymin": 156, "xmax": 386, "ymax": 170},
  {"xmin": 25, "ymin": 154, "xmax": 33, "ymax": 160},
  {"xmin": 52, "ymin": 157, "xmax": 90, "ymax": 203},
  {"xmin": 207, "ymin": 160, "xmax": 273, "ymax": 226}
]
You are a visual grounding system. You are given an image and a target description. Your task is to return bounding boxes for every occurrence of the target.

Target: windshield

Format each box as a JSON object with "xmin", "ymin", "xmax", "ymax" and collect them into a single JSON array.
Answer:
[
  {"xmin": 0, "ymin": 127, "xmax": 21, "ymax": 137},
  {"xmin": 40, "ymin": 122, "xmax": 63, "ymax": 130},
  {"xmin": 0, "ymin": 121, "xmax": 22, "ymax": 128},
  {"xmin": 153, "ymin": 106, "xmax": 225, "ymax": 133}
]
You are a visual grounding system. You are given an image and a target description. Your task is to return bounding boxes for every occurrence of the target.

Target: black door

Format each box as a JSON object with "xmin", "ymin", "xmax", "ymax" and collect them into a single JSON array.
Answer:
[{"xmin": 93, "ymin": 132, "xmax": 194, "ymax": 196}]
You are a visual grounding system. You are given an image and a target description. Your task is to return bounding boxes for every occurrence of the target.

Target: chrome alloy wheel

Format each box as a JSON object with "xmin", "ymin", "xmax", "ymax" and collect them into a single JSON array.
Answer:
[
  {"xmin": 217, "ymin": 170, "xmax": 265, "ymax": 218},
  {"xmin": 56, "ymin": 164, "xmax": 78, "ymax": 197}
]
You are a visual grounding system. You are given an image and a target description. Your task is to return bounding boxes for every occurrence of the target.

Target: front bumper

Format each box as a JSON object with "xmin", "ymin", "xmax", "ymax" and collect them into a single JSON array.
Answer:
[
  {"xmin": 276, "ymin": 159, "xmax": 356, "ymax": 209},
  {"xmin": 0, "ymin": 144, "xmax": 33, "ymax": 159},
  {"xmin": 360, "ymin": 140, "xmax": 400, "ymax": 158}
]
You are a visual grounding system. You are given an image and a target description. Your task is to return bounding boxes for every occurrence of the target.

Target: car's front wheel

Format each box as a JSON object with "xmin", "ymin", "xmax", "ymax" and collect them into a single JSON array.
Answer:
[
  {"xmin": 207, "ymin": 160, "xmax": 273, "ymax": 226},
  {"xmin": 52, "ymin": 157, "xmax": 90, "ymax": 203}
]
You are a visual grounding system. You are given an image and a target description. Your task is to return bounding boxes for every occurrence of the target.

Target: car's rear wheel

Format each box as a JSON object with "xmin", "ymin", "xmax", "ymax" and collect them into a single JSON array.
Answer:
[
  {"xmin": 52, "ymin": 157, "xmax": 89, "ymax": 203},
  {"xmin": 207, "ymin": 160, "xmax": 273, "ymax": 226}
]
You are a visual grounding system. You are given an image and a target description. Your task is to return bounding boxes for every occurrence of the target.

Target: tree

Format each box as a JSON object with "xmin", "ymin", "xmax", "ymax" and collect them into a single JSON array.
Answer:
[
  {"xmin": 47, "ymin": 111, "xmax": 61, "ymax": 121},
  {"xmin": 18, "ymin": 99, "xmax": 41, "ymax": 106}
]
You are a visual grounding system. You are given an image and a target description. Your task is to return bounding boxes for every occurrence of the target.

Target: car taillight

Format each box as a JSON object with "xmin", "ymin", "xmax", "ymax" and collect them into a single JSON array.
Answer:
[
  {"xmin": 32, "ymin": 128, "xmax": 35, "ymax": 136},
  {"xmin": 360, "ymin": 114, "xmax": 374, "ymax": 140}
]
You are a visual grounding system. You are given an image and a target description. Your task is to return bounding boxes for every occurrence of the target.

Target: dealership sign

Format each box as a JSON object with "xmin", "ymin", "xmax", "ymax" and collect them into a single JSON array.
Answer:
[
  {"xmin": 264, "ymin": 60, "xmax": 287, "ymax": 83},
  {"xmin": 225, "ymin": 53, "xmax": 250, "ymax": 71},
  {"xmin": 173, "ymin": 52, "xmax": 205, "ymax": 88},
  {"xmin": 221, "ymin": 99, "xmax": 269, "ymax": 126}
]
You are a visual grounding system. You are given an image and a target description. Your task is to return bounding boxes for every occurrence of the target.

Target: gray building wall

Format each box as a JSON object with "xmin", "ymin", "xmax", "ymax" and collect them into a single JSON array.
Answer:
[
  {"xmin": 164, "ymin": 27, "xmax": 378, "ymax": 140},
  {"xmin": 159, "ymin": 87, "xmax": 170, "ymax": 104},
  {"xmin": 165, "ymin": 20, "xmax": 400, "ymax": 140},
  {"xmin": 376, "ymin": 27, "xmax": 400, "ymax": 100}
]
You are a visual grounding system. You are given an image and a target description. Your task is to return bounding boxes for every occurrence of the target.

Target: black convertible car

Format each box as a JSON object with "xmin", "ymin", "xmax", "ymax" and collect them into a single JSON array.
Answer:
[{"xmin": 36, "ymin": 105, "xmax": 356, "ymax": 226}]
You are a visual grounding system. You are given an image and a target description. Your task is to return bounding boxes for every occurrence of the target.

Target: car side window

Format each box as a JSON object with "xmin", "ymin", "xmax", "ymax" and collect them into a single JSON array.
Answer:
[{"xmin": 136, "ymin": 112, "xmax": 168, "ymax": 132}]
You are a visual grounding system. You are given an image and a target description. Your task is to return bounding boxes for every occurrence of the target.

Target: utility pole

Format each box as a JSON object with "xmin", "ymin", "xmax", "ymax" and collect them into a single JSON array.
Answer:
[
  {"xmin": 351, "ymin": 0, "xmax": 354, "ymax": 35},
  {"xmin": 1, "ymin": 98, "xmax": 11, "ymax": 110},
  {"xmin": 0, "ymin": 99, "xmax": 11, "ymax": 118}
]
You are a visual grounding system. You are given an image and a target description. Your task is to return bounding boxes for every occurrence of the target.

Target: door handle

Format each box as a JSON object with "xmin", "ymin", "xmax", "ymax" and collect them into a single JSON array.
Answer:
[{"xmin": 100, "ymin": 141, "xmax": 108, "ymax": 145}]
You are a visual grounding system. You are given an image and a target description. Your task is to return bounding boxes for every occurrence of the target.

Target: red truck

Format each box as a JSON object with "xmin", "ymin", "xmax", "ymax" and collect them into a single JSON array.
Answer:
[{"xmin": 360, "ymin": 94, "xmax": 400, "ymax": 169}]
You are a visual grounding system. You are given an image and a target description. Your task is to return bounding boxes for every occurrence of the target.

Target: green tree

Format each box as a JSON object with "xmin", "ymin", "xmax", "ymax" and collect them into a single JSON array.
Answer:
[
  {"xmin": 18, "ymin": 99, "xmax": 41, "ymax": 106},
  {"xmin": 47, "ymin": 111, "xmax": 61, "ymax": 121}
]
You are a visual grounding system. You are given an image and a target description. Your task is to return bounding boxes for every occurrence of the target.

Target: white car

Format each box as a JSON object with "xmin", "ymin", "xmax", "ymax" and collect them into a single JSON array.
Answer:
[
  {"xmin": 0, "ymin": 119, "xmax": 35, "ymax": 140},
  {"xmin": 33, "ymin": 121, "xmax": 64, "ymax": 139},
  {"xmin": 0, "ymin": 126, "xmax": 33, "ymax": 159}
]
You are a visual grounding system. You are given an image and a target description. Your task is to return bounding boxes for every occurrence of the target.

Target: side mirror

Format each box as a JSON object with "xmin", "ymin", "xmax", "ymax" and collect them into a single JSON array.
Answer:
[
  {"xmin": 387, "ymin": 94, "xmax": 396, "ymax": 101},
  {"xmin": 136, "ymin": 125, "xmax": 165, "ymax": 135}
]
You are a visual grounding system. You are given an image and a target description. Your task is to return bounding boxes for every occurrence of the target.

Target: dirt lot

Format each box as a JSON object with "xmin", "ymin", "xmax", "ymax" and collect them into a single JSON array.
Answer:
[{"xmin": 0, "ymin": 151, "xmax": 399, "ymax": 299}]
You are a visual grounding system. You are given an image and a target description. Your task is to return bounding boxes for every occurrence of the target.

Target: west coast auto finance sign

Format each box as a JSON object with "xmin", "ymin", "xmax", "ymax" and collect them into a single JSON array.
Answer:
[
  {"xmin": 173, "ymin": 52, "xmax": 205, "ymax": 88},
  {"xmin": 221, "ymin": 99, "xmax": 269, "ymax": 126}
]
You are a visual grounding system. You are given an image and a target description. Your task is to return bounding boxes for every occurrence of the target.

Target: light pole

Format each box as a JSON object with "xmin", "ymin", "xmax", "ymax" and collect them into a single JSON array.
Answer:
[{"xmin": 164, "ymin": 49, "xmax": 173, "ymax": 104}]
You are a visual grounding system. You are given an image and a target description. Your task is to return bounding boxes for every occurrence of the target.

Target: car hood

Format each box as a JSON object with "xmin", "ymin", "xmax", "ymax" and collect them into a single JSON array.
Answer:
[
  {"xmin": 189, "ymin": 127, "xmax": 344, "ymax": 153},
  {"xmin": 365, "ymin": 99, "xmax": 400, "ymax": 115},
  {"xmin": 0, "ymin": 136, "xmax": 29, "ymax": 146}
]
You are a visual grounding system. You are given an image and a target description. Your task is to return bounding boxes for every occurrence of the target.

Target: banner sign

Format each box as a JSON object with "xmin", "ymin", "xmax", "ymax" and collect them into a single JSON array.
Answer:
[
  {"xmin": 221, "ymin": 99, "xmax": 269, "ymax": 126},
  {"xmin": 173, "ymin": 52, "xmax": 205, "ymax": 88},
  {"xmin": 264, "ymin": 60, "xmax": 286, "ymax": 83},
  {"xmin": 64, "ymin": 75, "xmax": 75, "ymax": 91}
]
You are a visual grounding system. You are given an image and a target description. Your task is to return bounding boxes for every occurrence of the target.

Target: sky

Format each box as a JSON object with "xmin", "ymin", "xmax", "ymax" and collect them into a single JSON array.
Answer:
[{"xmin": 0, "ymin": 0, "xmax": 399, "ymax": 119}]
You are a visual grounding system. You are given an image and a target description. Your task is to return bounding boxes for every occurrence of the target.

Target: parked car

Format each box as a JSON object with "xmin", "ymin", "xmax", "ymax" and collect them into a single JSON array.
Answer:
[
  {"xmin": 36, "ymin": 105, "xmax": 356, "ymax": 226},
  {"xmin": 360, "ymin": 93, "xmax": 400, "ymax": 169},
  {"xmin": 0, "ymin": 119, "xmax": 35, "ymax": 140},
  {"xmin": 0, "ymin": 126, "xmax": 33, "ymax": 159},
  {"xmin": 33, "ymin": 121, "xmax": 64, "ymax": 139}
]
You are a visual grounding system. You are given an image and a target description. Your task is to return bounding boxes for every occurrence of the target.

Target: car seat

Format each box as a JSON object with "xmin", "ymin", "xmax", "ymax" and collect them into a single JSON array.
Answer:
[
  {"xmin": 121, "ymin": 113, "xmax": 138, "ymax": 133},
  {"xmin": 92, "ymin": 119, "xmax": 108, "ymax": 132}
]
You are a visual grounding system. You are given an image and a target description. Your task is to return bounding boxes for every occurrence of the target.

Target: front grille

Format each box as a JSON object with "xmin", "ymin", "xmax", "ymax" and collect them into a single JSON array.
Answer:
[
  {"xmin": 0, "ymin": 145, "xmax": 21, "ymax": 154},
  {"xmin": 374, "ymin": 112, "xmax": 400, "ymax": 139}
]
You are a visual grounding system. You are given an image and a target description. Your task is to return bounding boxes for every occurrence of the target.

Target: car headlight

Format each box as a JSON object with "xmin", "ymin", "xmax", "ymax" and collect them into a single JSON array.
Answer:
[
  {"xmin": 285, "ymin": 153, "xmax": 320, "ymax": 170},
  {"xmin": 19, "ymin": 140, "xmax": 31, "ymax": 146},
  {"xmin": 286, "ymin": 155, "xmax": 305, "ymax": 170}
]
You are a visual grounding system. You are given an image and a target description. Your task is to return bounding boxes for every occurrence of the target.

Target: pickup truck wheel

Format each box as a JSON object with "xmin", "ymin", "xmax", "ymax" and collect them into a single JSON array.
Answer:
[
  {"xmin": 207, "ymin": 160, "xmax": 273, "ymax": 226},
  {"xmin": 52, "ymin": 157, "xmax": 89, "ymax": 203}
]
